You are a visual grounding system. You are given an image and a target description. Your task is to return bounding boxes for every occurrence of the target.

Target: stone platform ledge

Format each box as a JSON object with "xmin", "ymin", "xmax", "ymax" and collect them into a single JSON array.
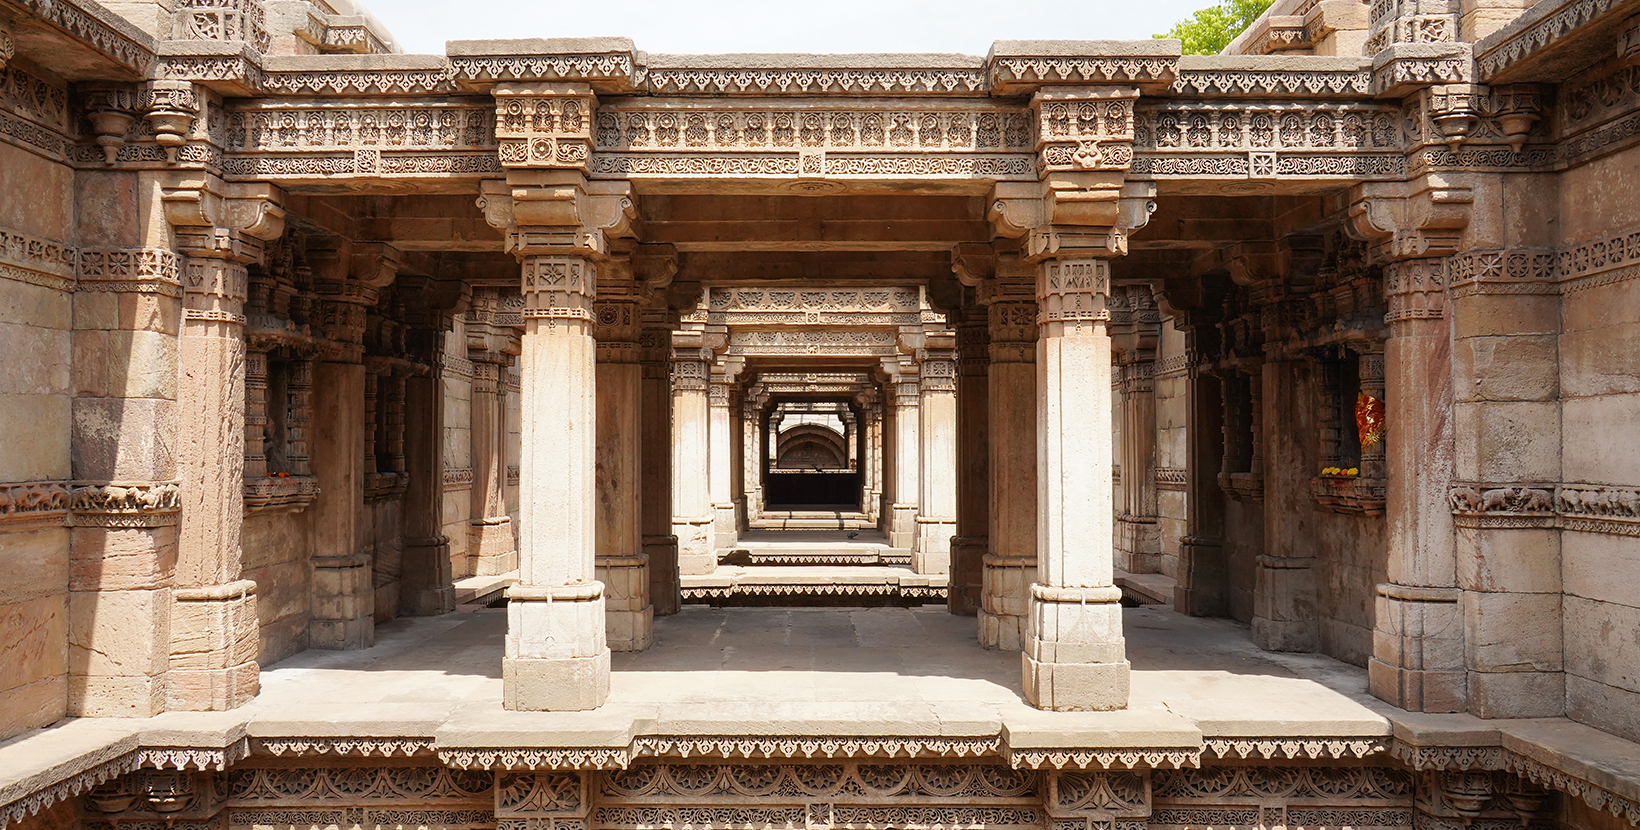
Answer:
[
  {"xmin": 680, "ymin": 566, "xmax": 948, "ymax": 601},
  {"xmin": 454, "ymin": 571, "xmax": 517, "ymax": 606},
  {"xmin": 1388, "ymin": 712, "xmax": 1640, "ymax": 826}
]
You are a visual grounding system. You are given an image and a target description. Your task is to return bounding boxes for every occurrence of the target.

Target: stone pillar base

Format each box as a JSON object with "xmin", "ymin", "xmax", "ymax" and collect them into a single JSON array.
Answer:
[
  {"xmin": 504, "ymin": 585, "xmax": 610, "ymax": 711},
  {"xmin": 1023, "ymin": 585, "xmax": 1129, "ymax": 711},
  {"xmin": 978, "ymin": 610, "xmax": 1027, "ymax": 651},
  {"xmin": 713, "ymin": 504, "xmax": 738, "ymax": 543},
  {"xmin": 979, "ymin": 554, "xmax": 1035, "ymax": 650},
  {"xmin": 914, "ymin": 520, "xmax": 954, "ymax": 574},
  {"xmin": 1251, "ymin": 555, "xmax": 1317, "ymax": 652},
  {"xmin": 503, "ymin": 651, "xmax": 612, "ymax": 711},
  {"xmin": 645, "ymin": 534, "xmax": 680, "ymax": 616},
  {"xmin": 1174, "ymin": 537, "xmax": 1226, "ymax": 617},
  {"xmin": 948, "ymin": 536, "xmax": 986, "ymax": 616},
  {"xmin": 889, "ymin": 505, "xmax": 918, "ymax": 550},
  {"xmin": 168, "ymin": 580, "xmax": 259, "ymax": 710},
  {"xmin": 1022, "ymin": 654, "xmax": 1132, "ymax": 711},
  {"xmin": 166, "ymin": 662, "xmax": 259, "ymax": 711},
  {"xmin": 674, "ymin": 519, "xmax": 715, "ymax": 575},
  {"xmin": 1114, "ymin": 514, "xmax": 1161, "ymax": 574},
  {"xmin": 597, "ymin": 553, "xmax": 653, "ymax": 652},
  {"xmin": 402, "ymin": 535, "xmax": 455, "ymax": 616},
  {"xmin": 311, "ymin": 554, "xmax": 374, "ymax": 650},
  {"xmin": 470, "ymin": 519, "xmax": 518, "ymax": 576},
  {"xmin": 1371, "ymin": 584, "xmax": 1466, "ymax": 712}
]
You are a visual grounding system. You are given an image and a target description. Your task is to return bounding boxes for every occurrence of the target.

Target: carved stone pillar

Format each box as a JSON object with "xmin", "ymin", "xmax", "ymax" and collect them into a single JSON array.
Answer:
[
  {"xmin": 402, "ymin": 363, "xmax": 454, "ymax": 616},
  {"xmin": 640, "ymin": 310, "xmax": 679, "ymax": 616},
  {"xmin": 741, "ymin": 391, "xmax": 766, "ymax": 522},
  {"xmin": 916, "ymin": 340, "xmax": 957, "ymax": 574},
  {"xmin": 1176, "ymin": 330, "xmax": 1228, "ymax": 617},
  {"xmin": 1252, "ymin": 354, "xmax": 1318, "ymax": 652},
  {"xmin": 163, "ymin": 179, "xmax": 284, "ymax": 709},
  {"xmin": 888, "ymin": 363, "xmax": 921, "ymax": 551},
  {"xmin": 506, "ymin": 252, "xmax": 608, "ymax": 709},
  {"xmin": 308, "ymin": 280, "xmax": 373, "ymax": 652},
  {"xmin": 950, "ymin": 305, "xmax": 989, "ymax": 617},
  {"xmin": 672, "ymin": 331, "xmax": 715, "ymax": 575},
  {"xmin": 465, "ymin": 290, "xmax": 519, "ymax": 577},
  {"xmin": 1350, "ymin": 182, "xmax": 1472, "ymax": 713},
  {"xmin": 1024, "ymin": 257, "xmax": 1129, "ymax": 711},
  {"xmin": 593, "ymin": 264, "xmax": 651, "ymax": 652},
  {"xmin": 858, "ymin": 391, "xmax": 883, "ymax": 525},
  {"xmin": 1112, "ymin": 288, "xmax": 1161, "ymax": 575},
  {"xmin": 709, "ymin": 361, "xmax": 742, "ymax": 549},
  {"xmin": 982, "ymin": 279, "xmax": 1038, "ymax": 651}
]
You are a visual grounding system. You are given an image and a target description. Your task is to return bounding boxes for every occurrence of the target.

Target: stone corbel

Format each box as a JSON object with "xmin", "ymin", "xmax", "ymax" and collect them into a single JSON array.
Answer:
[
  {"xmin": 1491, "ymin": 85, "xmax": 1546, "ymax": 152},
  {"xmin": 1427, "ymin": 84, "xmax": 1486, "ymax": 152},
  {"xmin": 1225, "ymin": 240, "xmax": 1282, "ymax": 288},
  {"xmin": 0, "ymin": 17, "xmax": 14, "ymax": 72},
  {"xmin": 632, "ymin": 243, "xmax": 679, "ymax": 295},
  {"xmin": 477, "ymin": 176, "xmax": 636, "ymax": 258},
  {"xmin": 81, "ymin": 83, "xmax": 139, "ymax": 165},
  {"xmin": 139, "ymin": 81, "xmax": 199, "ymax": 164},
  {"xmin": 162, "ymin": 176, "xmax": 286, "ymax": 263},
  {"xmin": 1346, "ymin": 180, "xmax": 1473, "ymax": 263},
  {"xmin": 350, "ymin": 242, "xmax": 404, "ymax": 289},
  {"xmin": 1622, "ymin": 14, "xmax": 1640, "ymax": 66},
  {"xmin": 1025, "ymin": 179, "xmax": 1156, "ymax": 261},
  {"xmin": 950, "ymin": 242, "xmax": 997, "ymax": 289}
]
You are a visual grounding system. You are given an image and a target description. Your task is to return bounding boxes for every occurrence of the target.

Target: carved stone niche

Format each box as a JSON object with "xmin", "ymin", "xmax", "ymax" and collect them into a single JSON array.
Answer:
[{"xmin": 1310, "ymin": 475, "xmax": 1388, "ymax": 516}]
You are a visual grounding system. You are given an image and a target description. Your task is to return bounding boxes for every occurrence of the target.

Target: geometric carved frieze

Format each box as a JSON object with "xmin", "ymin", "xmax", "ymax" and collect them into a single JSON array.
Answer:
[
  {"xmin": 727, "ymin": 330, "xmax": 900, "ymax": 357},
  {"xmin": 0, "ymin": 226, "xmax": 76, "ymax": 292},
  {"xmin": 224, "ymin": 100, "xmax": 499, "ymax": 181},
  {"xmin": 1151, "ymin": 766, "xmax": 1414, "ymax": 830},
  {"xmin": 595, "ymin": 763, "xmax": 1043, "ymax": 830},
  {"xmin": 591, "ymin": 103, "xmax": 1033, "ymax": 180},
  {"xmin": 1131, "ymin": 101, "xmax": 1404, "ymax": 180},
  {"xmin": 708, "ymin": 287, "xmax": 921, "ymax": 326}
]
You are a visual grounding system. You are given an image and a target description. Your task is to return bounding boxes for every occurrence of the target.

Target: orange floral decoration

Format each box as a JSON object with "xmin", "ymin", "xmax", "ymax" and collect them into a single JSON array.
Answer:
[{"xmin": 1356, "ymin": 392, "xmax": 1386, "ymax": 453}]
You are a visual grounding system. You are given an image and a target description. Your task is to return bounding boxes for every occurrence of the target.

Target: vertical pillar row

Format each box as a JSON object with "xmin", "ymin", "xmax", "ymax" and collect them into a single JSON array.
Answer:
[
  {"xmin": 504, "ymin": 254, "xmax": 609, "ymax": 711},
  {"xmin": 1024, "ymin": 257, "xmax": 1129, "ymax": 711}
]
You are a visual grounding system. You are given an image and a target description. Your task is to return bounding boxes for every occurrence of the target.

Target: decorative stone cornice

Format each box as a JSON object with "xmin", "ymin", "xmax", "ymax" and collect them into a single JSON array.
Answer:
[
  {"xmin": 1204, "ymin": 737, "xmax": 1390, "ymax": 760},
  {"xmin": 1371, "ymin": 43, "xmax": 1473, "ymax": 98},
  {"xmin": 1476, "ymin": 0, "xmax": 1637, "ymax": 81},
  {"xmin": 987, "ymin": 41, "xmax": 1180, "ymax": 95},
  {"xmin": 1169, "ymin": 60, "xmax": 1372, "ymax": 96},
  {"xmin": 437, "ymin": 747, "xmax": 630, "ymax": 771},
  {"xmin": 1002, "ymin": 747, "xmax": 1202, "ymax": 770},
  {"xmin": 253, "ymin": 737, "xmax": 436, "ymax": 757},
  {"xmin": 633, "ymin": 736, "xmax": 1000, "ymax": 760}
]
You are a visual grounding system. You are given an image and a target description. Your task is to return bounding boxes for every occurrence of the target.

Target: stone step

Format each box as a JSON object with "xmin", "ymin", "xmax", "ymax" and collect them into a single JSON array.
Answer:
[{"xmin": 749, "ymin": 510, "xmax": 875, "ymax": 530}]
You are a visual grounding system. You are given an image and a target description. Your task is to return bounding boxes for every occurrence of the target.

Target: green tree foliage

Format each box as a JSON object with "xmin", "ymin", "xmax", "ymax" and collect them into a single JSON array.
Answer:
[{"xmin": 1153, "ymin": 0, "xmax": 1276, "ymax": 55}]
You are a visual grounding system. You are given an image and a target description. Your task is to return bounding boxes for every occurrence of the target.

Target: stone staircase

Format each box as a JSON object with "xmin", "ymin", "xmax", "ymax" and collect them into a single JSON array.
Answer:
[{"xmin": 682, "ymin": 528, "xmax": 944, "ymax": 605}]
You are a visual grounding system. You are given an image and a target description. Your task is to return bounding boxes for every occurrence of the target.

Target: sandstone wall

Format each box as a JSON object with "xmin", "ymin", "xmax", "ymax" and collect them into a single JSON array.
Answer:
[
  {"xmin": 242, "ymin": 511, "xmax": 311, "ymax": 664},
  {"xmin": 1155, "ymin": 320, "xmax": 1188, "ymax": 582},
  {"xmin": 1557, "ymin": 145, "xmax": 1640, "ymax": 742},
  {"xmin": 441, "ymin": 325, "xmax": 474, "ymax": 578},
  {"xmin": 0, "ymin": 109, "xmax": 74, "ymax": 737}
]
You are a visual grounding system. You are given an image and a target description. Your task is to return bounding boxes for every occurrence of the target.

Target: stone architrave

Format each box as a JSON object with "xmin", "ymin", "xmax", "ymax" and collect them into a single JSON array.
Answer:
[
  {"xmin": 671, "ymin": 330, "xmax": 715, "ymax": 575},
  {"xmin": 1025, "ymin": 256, "xmax": 1131, "ymax": 710},
  {"xmin": 916, "ymin": 339, "xmax": 957, "ymax": 574},
  {"xmin": 162, "ymin": 176, "xmax": 285, "ymax": 710}
]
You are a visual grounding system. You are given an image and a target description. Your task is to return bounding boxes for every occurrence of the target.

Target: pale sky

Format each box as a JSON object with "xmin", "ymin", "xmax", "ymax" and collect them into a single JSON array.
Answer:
[{"xmin": 367, "ymin": 0, "xmax": 1210, "ymax": 56}]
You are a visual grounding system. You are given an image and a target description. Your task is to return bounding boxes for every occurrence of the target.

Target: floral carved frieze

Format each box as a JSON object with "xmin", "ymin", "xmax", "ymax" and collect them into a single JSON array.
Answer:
[{"xmin": 726, "ymin": 330, "xmax": 900, "ymax": 357}]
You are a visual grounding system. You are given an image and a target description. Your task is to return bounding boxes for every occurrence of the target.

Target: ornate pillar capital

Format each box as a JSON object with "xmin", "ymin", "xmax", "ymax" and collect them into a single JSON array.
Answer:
[{"xmin": 477, "ymin": 174, "xmax": 635, "ymax": 260}]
